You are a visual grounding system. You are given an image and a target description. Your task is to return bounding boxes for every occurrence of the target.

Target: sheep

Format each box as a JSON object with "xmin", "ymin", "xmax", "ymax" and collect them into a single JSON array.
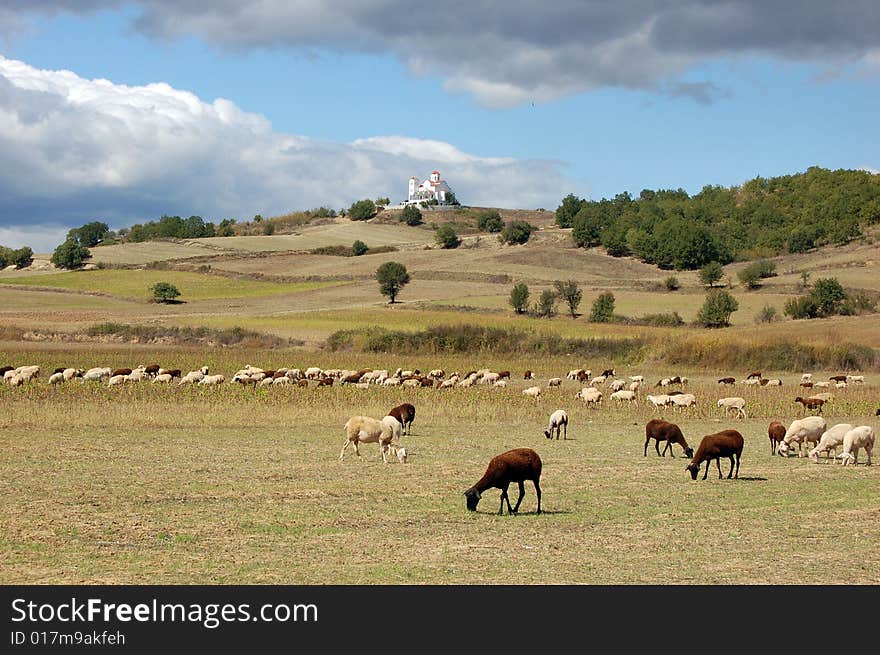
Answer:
[
  {"xmin": 763, "ymin": 378, "xmax": 783, "ymax": 386},
  {"xmin": 794, "ymin": 396, "xmax": 825, "ymax": 414},
  {"xmin": 646, "ymin": 394, "xmax": 671, "ymax": 411},
  {"xmin": 746, "ymin": 371, "xmax": 762, "ymax": 380},
  {"xmin": 837, "ymin": 426, "xmax": 874, "ymax": 466},
  {"xmin": 600, "ymin": 368, "xmax": 615, "ymax": 378},
  {"xmin": 628, "ymin": 380, "xmax": 642, "ymax": 393},
  {"xmin": 845, "ymin": 375, "xmax": 864, "ymax": 384},
  {"xmin": 809, "ymin": 392, "xmax": 833, "ymax": 402},
  {"xmin": 777, "ymin": 416, "xmax": 827, "ymax": 458},
  {"xmin": 152, "ymin": 373, "xmax": 173, "ymax": 384},
  {"xmin": 428, "ymin": 369, "xmax": 445, "ymax": 379},
  {"xmin": 110, "ymin": 367, "xmax": 132, "ymax": 377},
  {"xmin": 62, "ymin": 367, "xmax": 83, "ymax": 381},
  {"xmin": 48, "ymin": 372, "xmax": 65, "ymax": 385},
  {"xmin": 717, "ymin": 377, "xmax": 736, "ymax": 385},
  {"xmin": 576, "ymin": 370, "xmax": 591, "ymax": 382},
  {"xmin": 386, "ymin": 403, "xmax": 416, "ymax": 436},
  {"xmin": 304, "ymin": 367, "xmax": 323, "ymax": 379},
  {"xmin": 576, "ymin": 387, "xmax": 602, "ymax": 406},
  {"xmin": 589, "ymin": 375, "xmax": 607, "ymax": 387},
  {"xmin": 813, "ymin": 381, "xmax": 831, "ymax": 388},
  {"xmin": 829, "ymin": 374, "xmax": 848, "ymax": 383},
  {"xmin": 125, "ymin": 366, "xmax": 148, "ymax": 382},
  {"xmin": 644, "ymin": 418, "xmax": 693, "ymax": 458},
  {"xmin": 609, "ymin": 379, "xmax": 627, "ymax": 392},
  {"xmin": 107, "ymin": 374, "xmax": 127, "ymax": 387},
  {"xmin": 686, "ymin": 430, "xmax": 744, "ymax": 480},
  {"xmin": 178, "ymin": 366, "xmax": 209, "ymax": 385},
  {"xmin": 522, "ymin": 386, "xmax": 542, "ymax": 398},
  {"xmin": 739, "ymin": 378, "xmax": 761, "ymax": 386},
  {"xmin": 497, "ymin": 370, "xmax": 511, "ymax": 380},
  {"xmin": 543, "ymin": 409, "xmax": 568, "ymax": 440},
  {"xmin": 567, "ymin": 369, "xmax": 585, "ymax": 380},
  {"xmin": 610, "ymin": 389, "xmax": 637, "ymax": 403},
  {"xmin": 808, "ymin": 423, "xmax": 854, "ymax": 463},
  {"xmin": 387, "ymin": 444, "xmax": 408, "ymax": 464},
  {"xmin": 717, "ymin": 397, "xmax": 747, "ymax": 419},
  {"xmin": 340, "ymin": 416, "xmax": 398, "ymax": 463},
  {"xmin": 768, "ymin": 421, "xmax": 786, "ymax": 455},
  {"xmin": 13, "ymin": 365, "xmax": 40, "ymax": 382},
  {"xmin": 655, "ymin": 377, "xmax": 673, "ymax": 387},
  {"xmin": 799, "ymin": 381, "xmax": 814, "ymax": 389},
  {"xmin": 463, "ymin": 448, "xmax": 542, "ymax": 515},
  {"xmin": 523, "ymin": 370, "xmax": 535, "ymax": 380},
  {"xmin": 144, "ymin": 364, "xmax": 161, "ymax": 377},
  {"xmin": 480, "ymin": 372, "xmax": 501, "ymax": 385},
  {"xmin": 629, "ymin": 375, "xmax": 644, "ymax": 383},
  {"xmin": 668, "ymin": 393, "xmax": 696, "ymax": 410},
  {"xmin": 547, "ymin": 377, "xmax": 562, "ymax": 387}
]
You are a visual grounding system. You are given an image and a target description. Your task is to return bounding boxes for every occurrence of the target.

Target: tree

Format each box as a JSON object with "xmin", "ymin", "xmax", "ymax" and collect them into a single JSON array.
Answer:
[
  {"xmin": 375, "ymin": 197, "xmax": 390, "ymax": 207},
  {"xmin": 376, "ymin": 261, "xmax": 410, "ymax": 303},
  {"xmin": 348, "ymin": 199, "xmax": 376, "ymax": 221},
  {"xmin": 151, "ymin": 282, "xmax": 181, "ymax": 303},
  {"xmin": 11, "ymin": 246, "xmax": 33, "ymax": 269},
  {"xmin": 499, "ymin": 220, "xmax": 535, "ymax": 245},
  {"xmin": 738, "ymin": 265, "xmax": 762, "ymax": 289},
  {"xmin": 262, "ymin": 222, "xmax": 275, "ymax": 235},
  {"xmin": 477, "ymin": 210, "xmax": 504, "ymax": 233},
  {"xmin": 435, "ymin": 224, "xmax": 461, "ymax": 249},
  {"xmin": 810, "ymin": 277, "xmax": 848, "ymax": 316},
  {"xmin": 509, "ymin": 282, "xmax": 530, "ymax": 314},
  {"xmin": 352, "ymin": 240, "xmax": 369, "ymax": 256},
  {"xmin": 400, "ymin": 205, "xmax": 423, "ymax": 226},
  {"xmin": 699, "ymin": 261, "xmax": 724, "ymax": 288},
  {"xmin": 554, "ymin": 280, "xmax": 583, "ymax": 317},
  {"xmin": 67, "ymin": 221, "xmax": 110, "ymax": 247},
  {"xmin": 589, "ymin": 291, "xmax": 615, "ymax": 323},
  {"xmin": 50, "ymin": 240, "xmax": 91, "ymax": 269},
  {"xmin": 217, "ymin": 218, "xmax": 237, "ymax": 237},
  {"xmin": 444, "ymin": 191, "xmax": 459, "ymax": 206},
  {"xmin": 664, "ymin": 276, "xmax": 680, "ymax": 291},
  {"xmin": 534, "ymin": 289, "xmax": 557, "ymax": 318},
  {"xmin": 555, "ymin": 193, "xmax": 583, "ymax": 228},
  {"xmin": 696, "ymin": 290, "xmax": 739, "ymax": 327}
]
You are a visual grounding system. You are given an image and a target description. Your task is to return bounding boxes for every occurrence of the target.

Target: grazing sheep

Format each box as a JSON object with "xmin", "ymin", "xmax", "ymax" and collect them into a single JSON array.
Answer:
[
  {"xmin": 837, "ymin": 426, "xmax": 874, "ymax": 466},
  {"xmin": 198, "ymin": 374, "xmax": 226, "ymax": 386},
  {"xmin": 646, "ymin": 394, "xmax": 671, "ymax": 411},
  {"xmin": 801, "ymin": 373, "xmax": 812, "ymax": 382},
  {"xmin": 576, "ymin": 387, "xmax": 602, "ymax": 406},
  {"xmin": 567, "ymin": 369, "xmax": 585, "ymax": 380},
  {"xmin": 629, "ymin": 375, "xmax": 644, "ymax": 383},
  {"xmin": 644, "ymin": 418, "xmax": 694, "ymax": 458},
  {"xmin": 808, "ymin": 423, "xmax": 854, "ymax": 463},
  {"xmin": 340, "ymin": 416, "xmax": 398, "ymax": 463},
  {"xmin": 152, "ymin": 373, "xmax": 173, "ymax": 384},
  {"xmin": 686, "ymin": 430, "xmax": 744, "ymax": 480},
  {"xmin": 543, "ymin": 409, "xmax": 568, "ymax": 440},
  {"xmin": 178, "ymin": 366, "xmax": 209, "ymax": 385},
  {"xmin": 845, "ymin": 375, "xmax": 864, "ymax": 384},
  {"xmin": 576, "ymin": 370, "xmax": 591, "ymax": 382},
  {"xmin": 523, "ymin": 370, "xmax": 535, "ymax": 380},
  {"xmin": 62, "ymin": 367, "xmax": 83, "ymax": 381},
  {"xmin": 609, "ymin": 379, "xmax": 627, "ymax": 392},
  {"xmin": 110, "ymin": 367, "xmax": 133, "ymax": 377},
  {"xmin": 717, "ymin": 377, "xmax": 736, "ymax": 385},
  {"xmin": 628, "ymin": 380, "xmax": 642, "ymax": 393},
  {"xmin": 386, "ymin": 403, "xmax": 416, "ymax": 436},
  {"xmin": 746, "ymin": 371, "xmax": 762, "ymax": 380},
  {"xmin": 107, "ymin": 374, "xmax": 127, "ymax": 387},
  {"xmin": 813, "ymin": 381, "xmax": 831, "ymax": 388},
  {"xmin": 464, "ymin": 448, "xmax": 542, "ymax": 515},
  {"xmin": 777, "ymin": 416, "xmax": 827, "ymax": 457},
  {"xmin": 388, "ymin": 444, "xmax": 408, "ymax": 464},
  {"xmin": 668, "ymin": 393, "xmax": 696, "ymax": 410},
  {"xmin": 548, "ymin": 377, "xmax": 562, "ymax": 387},
  {"xmin": 794, "ymin": 396, "xmax": 825, "ymax": 414},
  {"xmin": 600, "ymin": 368, "xmax": 615, "ymax": 378},
  {"xmin": 610, "ymin": 389, "xmax": 637, "ymax": 403},
  {"xmin": 522, "ymin": 386, "xmax": 542, "ymax": 398},
  {"xmin": 655, "ymin": 377, "xmax": 673, "ymax": 387},
  {"xmin": 48, "ymin": 372, "xmax": 64, "ymax": 385},
  {"xmin": 799, "ymin": 381, "xmax": 814, "ymax": 389},
  {"xmin": 768, "ymin": 421, "xmax": 786, "ymax": 455},
  {"xmin": 763, "ymin": 378, "xmax": 783, "ymax": 386},
  {"xmin": 717, "ymin": 397, "xmax": 747, "ymax": 419},
  {"xmin": 829, "ymin": 375, "xmax": 848, "ymax": 383},
  {"xmin": 589, "ymin": 375, "xmax": 607, "ymax": 387}
]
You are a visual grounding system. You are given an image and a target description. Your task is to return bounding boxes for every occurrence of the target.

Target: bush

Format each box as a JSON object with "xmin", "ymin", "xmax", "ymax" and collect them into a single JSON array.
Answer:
[
  {"xmin": 499, "ymin": 220, "xmax": 536, "ymax": 245},
  {"xmin": 477, "ymin": 210, "xmax": 504, "ymax": 233},
  {"xmin": 352, "ymin": 240, "xmax": 369, "ymax": 256},
  {"xmin": 435, "ymin": 224, "xmax": 461, "ymax": 249},
  {"xmin": 10, "ymin": 246, "xmax": 33, "ymax": 269},
  {"xmin": 348, "ymin": 199, "xmax": 376, "ymax": 221},
  {"xmin": 376, "ymin": 261, "xmax": 411, "ymax": 303},
  {"xmin": 589, "ymin": 292, "xmax": 615, "ymax": 323},
  {"xmin": 554, "ymin": 279, "xmax": 583, "ymax": 317},
  {"xmin": 533, "ymin": 289, "xmax": 557, "ymax": 318},
  {"xmin": 738, "ymin": 265, "xmax": 762, "ymax": 289},
  {"xmin": 696, "ymin": 289, "xmax": 739, "ymax": 327},
  {"xmin": 509, "ymin": 282, "xmax": 530, "ymax": 314},
  {"xmin": 755, "ymin": 305, "xmax": 778, "ymax": 324},
  {"xmin": 639, "ymin": 311, "xmax": 685, "ymax": 327},
  {"xmin": 216, "ymin": 218, "xmax": 236, "ymax": 237},
  {"xmin": 151, "ymin": 282, "xmax": 181, "ymax": 303},
  {"xmin": 400, "ymin": 205, "xmax": 423, "ymax": 226},
  {"xmin": 50, "ymin": 240, "xmax": 91, "ymax": 269},
  {"xmin": 664, "ymin": 276, "xmax": 680, "ymax": 291},
  {"xmin": 262, "ymin": 222, "xmax": 275, "ymax": 235},
  {"xmin": 810, "ymin": 277, "xmax": 848, "ymax": 316},
  {"xmin": 698, "ymin": 261, "xmax": 724, "ymax": 288},
  {"xmin": 783, "ymin": 296, "xmax": 818, "ymax": 319}
]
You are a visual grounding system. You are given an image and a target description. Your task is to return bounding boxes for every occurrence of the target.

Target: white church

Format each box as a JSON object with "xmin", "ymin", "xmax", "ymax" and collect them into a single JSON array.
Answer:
[{"xmin": 406, "ymin": 170, "xmax": 454, "ymax": 205}]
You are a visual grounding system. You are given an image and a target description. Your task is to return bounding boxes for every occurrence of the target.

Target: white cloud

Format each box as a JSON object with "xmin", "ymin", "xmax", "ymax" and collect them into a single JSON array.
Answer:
[
  {"xmin": 0, "ymin": 56, "xmax": 576, "ymax": 248},
  {"xmin": 0, "ymin": 224, "xmax": 69, "ymax": 253}
]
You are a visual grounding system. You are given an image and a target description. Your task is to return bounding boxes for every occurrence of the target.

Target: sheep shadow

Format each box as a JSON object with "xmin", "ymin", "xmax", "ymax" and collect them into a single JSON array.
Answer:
[{"xmin": 734, "ymin": 476, "xmax": 768, "ymax": 482}]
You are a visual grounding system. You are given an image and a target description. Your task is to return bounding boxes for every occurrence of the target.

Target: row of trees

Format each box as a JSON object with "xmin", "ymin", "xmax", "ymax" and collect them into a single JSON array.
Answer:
[
  {"xmin": 0, "ymin": 245, "xmax": 33, "ymax": 270},
  {"xmin": 556, "ymin": 167, "xmax": 880, "ymax": 269}
]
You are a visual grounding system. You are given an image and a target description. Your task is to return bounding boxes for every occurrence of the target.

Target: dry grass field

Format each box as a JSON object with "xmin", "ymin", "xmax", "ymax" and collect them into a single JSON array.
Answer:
[{"xmin": 1, "ymin": 222, "xmax": 879, "ymax": 585}]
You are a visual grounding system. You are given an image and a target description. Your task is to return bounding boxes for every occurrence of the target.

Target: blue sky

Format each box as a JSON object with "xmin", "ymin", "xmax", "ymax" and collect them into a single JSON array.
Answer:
[{"xmin": 0, "ymin": 2, "xmax": 878, "ymax": 250}]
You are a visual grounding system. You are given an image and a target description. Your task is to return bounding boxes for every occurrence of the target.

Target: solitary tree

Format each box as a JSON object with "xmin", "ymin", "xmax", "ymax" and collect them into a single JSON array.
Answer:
[
  {"xmin": 534, "ymin": 289, "xmax": 557, "ymax": 318},
  {"xmin": 589, "ymin": 291, "xmax": 615, "ymax": 323},
  {"xmin": 352, "ymin": 240, "xmax": 369, "ymax": 256},
  {"xmin": 376, "ymin": 261, "xmax": 411, "ymax": 303},
  {"xmin": 477, "ymin": 210, "xmax": 504, "ymax": 233},
  {"xmin": 509, "ymin": 282, "xmax": 530, "ymax": 314},
  {"xmin": 151, "ymin": 282, "xmax": 181, "ymax": 303},
  {"xmin": 699, "ymin": 261, "xmax": 724, "ymax": 288},
  {"xmin": 348, "ymin": 199, "xmax": 376, "ymax": 221},
  {"xmin": 435, "ymin": 224, "xmax": 461, "ymax": 249},
  {"xmin": 499, "ymin": 220, "xmax": 536, "ymax": 245},
  {"xmin": 696, "ymin": 289, "xmax": 739, "ymax": 327},
  {"xmin": 50, "ymin": 240, "xmax": 91, "ymax": 269},
  {"xmin": 554, "ymin": 280, "xmax": 583, "ymax": 317},
  {"xmin": 400, "ymin": 204, "xmax": 423, "ymax": 226}
]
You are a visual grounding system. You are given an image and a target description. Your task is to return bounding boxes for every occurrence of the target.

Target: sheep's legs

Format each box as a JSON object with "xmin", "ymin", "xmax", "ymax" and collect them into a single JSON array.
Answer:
[
  {"xmin": 716, "ymin": 458, "xmax": 723, "ymax": 479},
  {"xmin": 339, "ymin": 438, "xmax": 353, "ymax": 460},
  {"xmin": 702, "ymin": 461, "xmax": 710, "ymax": 480},
  {"xmin": 499, "ymin": 484, "xmax": 514, "ymax": 515},
  {"xmin": 563, "ymin": 423, "xmax": 567, "ymax": 440},
  {"xmin": 533, "ymin": 480, "xmax": 542, "ymax": 514},
  {"xmin": 511, "ymin": 481, "xmax": 526, "ymax": 513}
]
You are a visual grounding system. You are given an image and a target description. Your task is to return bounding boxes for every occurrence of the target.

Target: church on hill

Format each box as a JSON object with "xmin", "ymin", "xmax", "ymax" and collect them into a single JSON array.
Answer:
[{"xmin": 406, "ymin": 170, "xmax": 453, "ymax": 204}]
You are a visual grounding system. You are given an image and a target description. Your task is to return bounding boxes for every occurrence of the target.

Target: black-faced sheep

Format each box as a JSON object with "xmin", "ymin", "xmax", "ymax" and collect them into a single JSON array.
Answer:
[
  {"xmin": 464, "ymin": 448, "xmax": 542, "ymax": 515},
  {"xmin": 543, "ymin": 409, "xmax": 568, "ymax": 440},
  {"xmin": 644, "ymin": 418, "xmax": 694, "ymax": 458},
  {"xmin": 387, "ymin": 402, "xmax": 416, "ymax": 435},
  {"xmin": 717, "ymin": 377, "xmax": 736, "ymax": 385},
  {"xmin": 686, "ymin": 430, "xmax": 744, "ymax": 480}
]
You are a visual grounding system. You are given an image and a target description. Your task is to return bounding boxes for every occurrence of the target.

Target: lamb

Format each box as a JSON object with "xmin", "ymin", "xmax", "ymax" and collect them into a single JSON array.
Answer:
[
  {"xmin": 589, "ymin": 375, "xmax": 607, "ymax": 387},
  {"xmin": 522, "ymin": 386, "xmax": 542, "ymax": 398},
  {"xmin": 717, "ymin": 397, "xmax": 747, "ymax": 419},
  {"xmin": 547, "ymin": 377, "xmax": 562, "ymax": 387},
  {"xmin": 493, "ymin": 379, "xmax": 508, "ymax": 388},
  {"xmin": 777, "ymin": 416, "xmax": 827, "ymax": 457},
  {"xmin": 386, "ymin": 403, "xmax": 416, "ymax": 436},
  {"xmin": 808, "ymin": 423, "xmax": 854, "ymax": 463},
  {"xmin": 178, "ymin": 366, "xmax": 209, "ymax": 385},
  {"xmin": 543, "ymin": 409, "xmax": 568, "ymax": 440},
  {"xmin": 62, "ymin": 367, "xmax": 83, "ymax": 381},
  {"xmin": 340, "ymin": 415, "xmax": 399, "ymax": 463},
  {"xmin": 768, "ymin": 421, "xmax": 786, "ymax": 455},
  {"xmin": 629, "ymin": 375, "xmax": 644, "ymax": 383},
  {"xmin": 628, "ymin": 380, "xmax": 642, "ymax": 393},
  {"xmin": 463, "ymin": 448, "xmax": 542, "ymax": 515},
  {"xmin": 837, "ymin": 426, "xmax": 874, "ymax": 466},
  {"xmin": 198, "ymin": 374, "xmax": 226, "ymax": 385},
  {"xmin": 644, "ymin": 418, "xmax": 693, "ymax": 458},
  {"xmin": 48, "ymin": 372, "xmax": 65, "ymax": 385},
  {"xmin": 125, "ymin": 365, "xmax": 148, "ymax": 382},
  {"xmin": 686, "ymin": 430, "xmax": 744, "ymax": 480},
  {"xmin": 152, "ymin": 373, "xmax": 173, "ymax": 384},
  {"xmin": 610, "ymin": 389, "xmax": 637, "ymax": 403}
]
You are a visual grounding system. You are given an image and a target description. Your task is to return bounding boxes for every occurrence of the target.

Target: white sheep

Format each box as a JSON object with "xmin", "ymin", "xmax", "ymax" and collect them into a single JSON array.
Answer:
[
  {"xmin": 845, "ymin": 375, "xmax": 864, "ymax": 384},
  {"xmin": 589, "ymin": 375, "xmax": 607, "ymax": 387},
  {"xmin": 668, "ymin": 393, "xmax": 696, "ymax": 410},
  {"xmin": 646, "ymin": 394, "xmax": 671, "ymax": 411},
  {"xmin": 716, "ymin": 397, "xmax": 747, "ymax": 419},
  {"xmin": 107, "ymin": 374, "xmax": 127, "ymax": 387},
  {"xmin": 304, "ymin": 367, "xmax": 323, "ymax": 379},
  {"xmin": 567, "ymin": 369, "xmax": 584, "ymax": 380},
  {"xmin": 628, "ymin": 380, "xmax": 642, "ymax": 393},
  {"xmin": 178, "ymin": 366, "xmax": 209, "ymax": 385},
  {"xmin": 838, "ymin": 426, "xmax": 874, "ymax": 466},
  {"xmin": 543, "ymin": 409, "xmax": 569, "ymax": 439},
  {"xmin": 808, "ymin": 423, "xmax": 854, "ymax": 463},
  {"xmin": 610, "ymin": 389, "xmax": 636, "ymax": 403},
  {"xmin": 62, "ymin": 368, "xmax": 82, "ymax": 381},
  {"xmin": 493, "ymin": 379, "xmax": 508, "ymax": 388},
  {"xmin": 152, "ymin": 373, "xmax": 173, "ymax": 384},
  {"xmin": 629, "ymin": 375, "xmax": 644, "ymax": 383},
  {"xmin": 125, "ymin": 365, "xmax": 148, "ymax": 382},
  {"xmin": 522, "ymin": 386, "xmax": 542, "ymax": 398},
  {"xmin": 576, "ymin": 387, "xmax": 602, "ymax": 406},
  {"xmin": 609, "ymin": 379, "xmax": 627, "ymax": 392},
  {"xmin": 547, "ymin": 377, "xmax": 562, "ymax": 387},
  {"xmin": 48, "ymin": 372, "xmax": 65, "ymax": 385},
  {"xmin": 800, "ymin": 373, "xmax": 813, "ymax": 382},
  {"xmin": 340, "ymin": 415, "xmax": 398, "ymax": 463},
  {"xmin": 198, "ymin": 374, "xmax": 226, "ymax": 385},
  {"xmin": 777, "ymin": 416, "xmax": 827, "ymax": 457}
]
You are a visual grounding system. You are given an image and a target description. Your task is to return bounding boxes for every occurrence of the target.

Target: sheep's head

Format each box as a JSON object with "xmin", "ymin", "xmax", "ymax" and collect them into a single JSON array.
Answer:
[
  {"xmin": 685, "ymin": 463, "xmax": 699, "ymax": 480},
  {"xmin": 543, "ymin": 429, "xmax": 552, "ymax": 439},
  {"xmin": 777, "ymin": 441, "xmax": 791, "ymax": 456},
  {"xmin": 396, "ymin": 447, "xmax": 408, "ymax": 464},
  {"xmin": 464, "ymin": 488, "xmax": 481, "ymax": 511},
  {"xmin": 684, "ymin": 447, "xmax": 695, "ymax": 459}
]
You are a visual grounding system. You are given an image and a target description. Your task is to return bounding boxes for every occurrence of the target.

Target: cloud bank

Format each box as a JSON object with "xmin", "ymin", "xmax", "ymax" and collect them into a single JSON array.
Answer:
[
  {"xmin": 0, "ymin": 55, "xmax": 574, "ymax": 250},
  {"xmin": 5, "ymin": 1, "xmax": 880, "ymax": 107}
]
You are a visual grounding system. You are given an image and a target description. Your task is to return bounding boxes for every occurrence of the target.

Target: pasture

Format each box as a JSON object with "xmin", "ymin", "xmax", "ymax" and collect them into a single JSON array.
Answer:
[{"xmin": 1, "ymin": 346, "xmax": 878, "ymax": 584}]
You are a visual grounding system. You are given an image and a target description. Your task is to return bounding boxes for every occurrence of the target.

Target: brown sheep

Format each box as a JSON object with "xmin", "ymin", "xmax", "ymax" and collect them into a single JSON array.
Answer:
[
  {"xmin": 686, "ymin": 430, "xmax": 744, "ymax": 480},
  {"xmin": 523, "ymin": 370, "xmax": 535, "ymax": 380},
  {"xmin": 717, "ymin": 377, "xmax": 736, "ymax": 385},
  {"xmin": 600, "ymin": 368, "xmax": 615, "ymax": 378},
  {"xmin": 794, "ymin": 396, "xmax": 825, "ymax": 414},
  {"xmin": 387, "ymin": 402, "xmax": 416, "ymax": 435},
  {"xmin": 746, "ymin": 371, "xmax": 762, "ymax": 380},
  {"xmin": 768, "ymin": 421, "xmax": 786, "ymax": 455},
  {"xmin": 829, "ymin": 375, "xmax": 848, "ymax": 383},
  {"xmin": 464, "ymin": 448, "xmax": 542, "ymax": 515},
  {"xmin": 111, "ymin": 367, "xmax": 132, "ymax": 377},
  {"xmin": 644, "ymin": 418, "xmax": 693, "ymax": 458}
]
